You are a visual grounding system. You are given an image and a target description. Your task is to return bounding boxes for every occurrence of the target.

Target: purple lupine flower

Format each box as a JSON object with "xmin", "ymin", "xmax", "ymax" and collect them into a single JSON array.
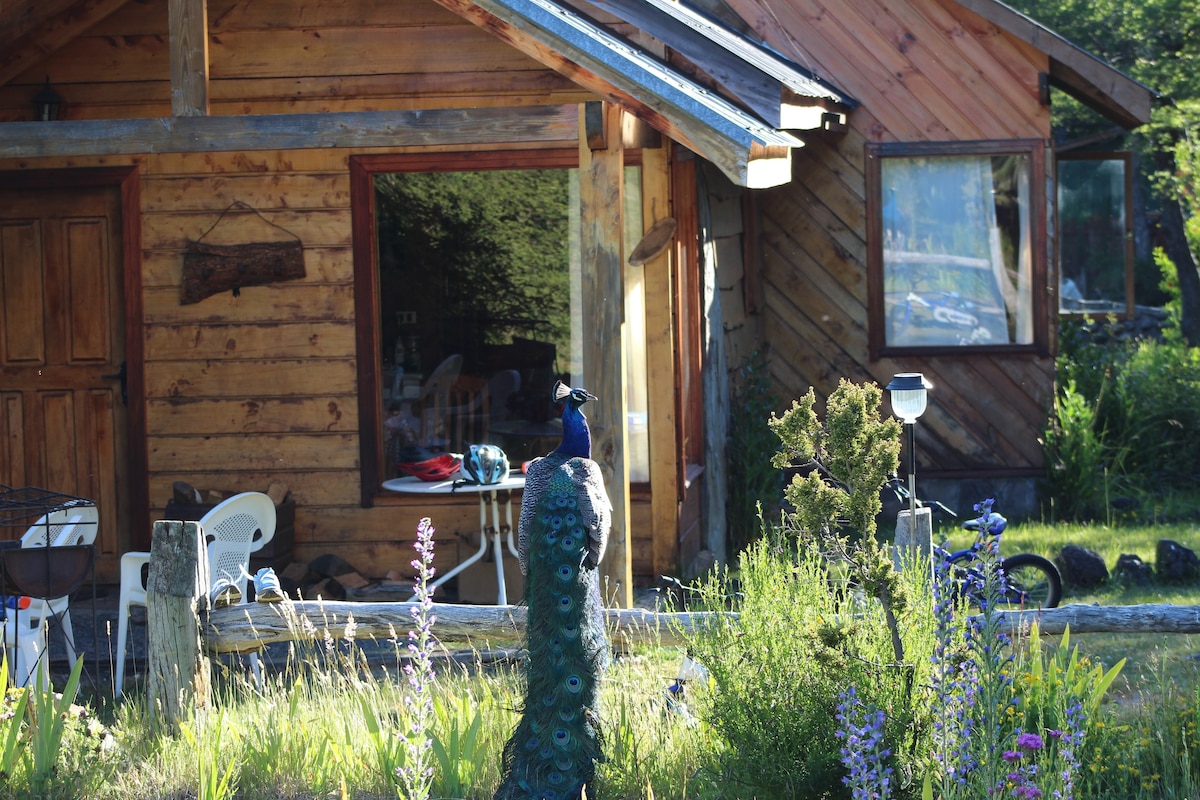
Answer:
[
  {"xmin": 397, "ymin": 517, "xmax": 438, "ymax": 800},
  {"xmin": 836, "ymin": 687, "xmax": 894, "ymax": 800}
]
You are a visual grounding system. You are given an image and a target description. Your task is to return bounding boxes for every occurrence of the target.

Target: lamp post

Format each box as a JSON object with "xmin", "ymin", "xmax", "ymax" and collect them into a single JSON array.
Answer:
[{"xmin": 886, "ymin": 372, "xmax": 931, "ymax": 539}]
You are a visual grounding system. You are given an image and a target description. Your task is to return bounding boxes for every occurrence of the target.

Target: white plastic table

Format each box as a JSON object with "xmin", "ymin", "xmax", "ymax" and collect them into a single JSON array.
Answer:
[{"xmin": 381, "ymin": 474, "xmax": 526, "ymax": 604}]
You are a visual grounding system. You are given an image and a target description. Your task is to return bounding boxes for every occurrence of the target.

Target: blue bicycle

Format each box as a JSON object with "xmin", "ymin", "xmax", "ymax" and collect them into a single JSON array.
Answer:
[
  {"xmin": 888, "ymin": 479, "xmax": 1062, "ymax": 609},
  {"xmin": 951, "ymin": 509, "xmax": 1062, "ymax": 609}
]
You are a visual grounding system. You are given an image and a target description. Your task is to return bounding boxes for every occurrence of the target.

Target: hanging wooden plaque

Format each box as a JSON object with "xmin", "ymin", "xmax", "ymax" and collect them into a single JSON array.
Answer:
[{"xmin": 180, "ymin": 201, "xmax": 306, "ymax": 305}]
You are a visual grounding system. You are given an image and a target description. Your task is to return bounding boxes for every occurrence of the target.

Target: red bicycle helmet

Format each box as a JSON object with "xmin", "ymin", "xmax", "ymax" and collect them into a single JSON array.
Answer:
[{"xmin": 396, "ymin": 452, "xmax": 462, "ymax": 481}]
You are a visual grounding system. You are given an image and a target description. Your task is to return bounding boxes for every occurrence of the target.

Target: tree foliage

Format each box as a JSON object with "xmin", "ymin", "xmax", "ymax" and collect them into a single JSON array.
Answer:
[{"xmin": 1006, "ymin": 0, "xmax": 1200, "ymax": 339}]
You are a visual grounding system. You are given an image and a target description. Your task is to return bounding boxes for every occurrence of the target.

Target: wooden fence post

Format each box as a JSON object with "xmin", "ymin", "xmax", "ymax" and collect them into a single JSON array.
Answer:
[{"xmin": 147, "ymin": 520, "xmax": 211, "ymax": 733}]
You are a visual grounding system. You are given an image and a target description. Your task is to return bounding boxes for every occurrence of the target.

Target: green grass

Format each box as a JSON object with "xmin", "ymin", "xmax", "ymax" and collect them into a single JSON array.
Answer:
[{"xmin": 940, "ymin": 517, "xmax": 1200, "ymax": 698}]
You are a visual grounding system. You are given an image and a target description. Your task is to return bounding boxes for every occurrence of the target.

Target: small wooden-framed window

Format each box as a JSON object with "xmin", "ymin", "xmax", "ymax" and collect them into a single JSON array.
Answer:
[
  {"xmin": 1056, "ymin": 151, "xmax": 1134, "ymax": 317},
  {"xmin": 866, "ymin": 140, "xmax": 1048, "ymax": 359}
]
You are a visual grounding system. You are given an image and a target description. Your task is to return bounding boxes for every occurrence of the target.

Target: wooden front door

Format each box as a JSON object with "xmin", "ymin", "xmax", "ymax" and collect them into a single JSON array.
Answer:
[{"xmin": 0, "ymin": 184, "xmax": 129, "ymax": 581}]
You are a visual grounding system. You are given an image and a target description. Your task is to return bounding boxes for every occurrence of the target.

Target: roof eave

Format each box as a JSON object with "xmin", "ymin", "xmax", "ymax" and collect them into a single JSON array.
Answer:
[
  {"xmin": 956, "ymin": 0, "xmax": 1159, "ymax": 129},
  {"xmin": 432, "ymin": 0, "xmax": 804, "ymax": 188}
]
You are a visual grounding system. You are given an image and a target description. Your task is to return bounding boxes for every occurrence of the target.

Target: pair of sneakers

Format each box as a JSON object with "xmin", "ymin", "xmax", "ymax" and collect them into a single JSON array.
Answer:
[{"xmin": 209, "ymin": 567, "xmax": 286, "ymax": 607}]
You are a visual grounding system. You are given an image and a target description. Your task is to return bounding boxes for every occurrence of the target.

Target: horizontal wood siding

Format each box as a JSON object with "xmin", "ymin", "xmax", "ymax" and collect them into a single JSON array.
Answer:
[
  {"xmin": 733, "ymin": 0, "xmax": 1055, "ymax": 476},
  {"xmin": 0, "ymin": 0, "xmax": 628, "ymax": 588},
  {"xmin": 0, "ymin": 0, "xmax": 591, "ymax": 122}
]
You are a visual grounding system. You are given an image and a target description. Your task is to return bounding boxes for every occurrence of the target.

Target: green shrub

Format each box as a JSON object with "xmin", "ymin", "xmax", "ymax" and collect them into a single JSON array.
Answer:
[
  {"xmin": 685, "ymin": 532, "xmax": 935, "ymax": 799},
  {"xmin": 726, "ymin": 350, "xmax": 782, "ymax": 556}
]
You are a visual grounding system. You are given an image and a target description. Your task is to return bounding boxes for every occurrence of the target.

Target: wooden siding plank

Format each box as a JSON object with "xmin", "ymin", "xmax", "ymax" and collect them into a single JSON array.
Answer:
[
  {"xmin": 147, "ymin": 469, "xmax": 360, "ymax": 508},
  {"xmin": 761, "ymin": 188, "xmax": 866, "ymax": 306},
  {"xmin": 857, "ymin": 0, "xmax": 1022, "ymax": 139},
  {"xmin": 144, "ymin": 321, "xmax": 357, "ymax": 361},
  {"xmin": 721, "ymin": 0, "xmax": 935, "ymax": 141},
  {"xmin": 144, "ymin": 359, "xmax": 357, "ymax": 398},
  {"xmin": 141, "ymin": 208, "xmax": 350, "ymax": 249},
  {"xmin": 903, "ymin": 0, "xmax": 1047, "ymax": 135},
  {"xmin": 141, "ymin": 174, "xmax": 351, "ymax": 212},
  {"xmin": 208, "ymin": 26, "xmax": 545, "ymax": 80},
  {"xmin": 208, "ymin": 0, "xmax": 468, "ymax": 31},
  {"xmin": 142, "ymin": 284, "xmax": 355, "ymax": 324},
  {"xmin": 146, "ymin": 396, "xmax": 358, "ymax": 435},
  {"xmin": 0, "ymin": 0, "xmax": 133, "ymax": 88},
  {"xmin": 0, "ymin": 106, "xmax": 583, "ymax": 160},
  {"xmin": 147, "ymin": 432, "xmax": 359, "ymax": 471}
]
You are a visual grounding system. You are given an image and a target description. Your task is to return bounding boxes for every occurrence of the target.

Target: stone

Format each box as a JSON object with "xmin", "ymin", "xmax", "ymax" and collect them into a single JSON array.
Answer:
[
  {"xmin": 1055, "ymin": 544, "xmax": 1109, "ymax": 589},
  {"xmin": 1157, "ymin": 539, "xmax": 1200, "ymax": 582},
  {"xmin": 1113, "ymin": 553, "xmax": 1153, "ymax": 586}
]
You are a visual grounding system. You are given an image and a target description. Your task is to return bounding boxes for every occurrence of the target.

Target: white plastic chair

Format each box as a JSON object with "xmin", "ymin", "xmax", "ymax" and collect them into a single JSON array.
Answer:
[
  {"xmin": 3, "ymin": 613, "xmax": 48, "ymax": 688},
  {"xmin": 17, "ymin": 503, "xmax": 99, "ymax": 664},
  {"xmin": 114, "ymin": 492, "xmax": 276, "ymax": 697}
]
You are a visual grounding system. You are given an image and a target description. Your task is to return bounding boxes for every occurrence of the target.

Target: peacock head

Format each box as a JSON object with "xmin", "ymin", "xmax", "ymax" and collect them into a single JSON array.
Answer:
[{"xmin": 552, "ymin": 380, "xmax": 596, "ymax": 410}]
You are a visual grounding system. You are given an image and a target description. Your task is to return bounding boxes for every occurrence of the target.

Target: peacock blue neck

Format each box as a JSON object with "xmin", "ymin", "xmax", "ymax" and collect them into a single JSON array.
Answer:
[{"xmin": 557, "ymin": 402, "xmax": 592, "ymax": 459}]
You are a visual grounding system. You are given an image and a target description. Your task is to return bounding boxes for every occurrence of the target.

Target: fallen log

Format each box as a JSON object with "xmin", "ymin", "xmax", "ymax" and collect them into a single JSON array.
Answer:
[
  {"xmin": 203, "ymin": 600, "xmax": 731, "ymax": 654},
  {"xmin": 202, "ymin": 600, "xmax": 1200, "ymax": 655}
]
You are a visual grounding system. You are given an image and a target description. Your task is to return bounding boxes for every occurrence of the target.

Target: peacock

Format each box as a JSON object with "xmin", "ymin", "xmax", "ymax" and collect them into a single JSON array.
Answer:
[{"xmin": 494, "ymin": 380, "xmax": 612, "ymax": 800}]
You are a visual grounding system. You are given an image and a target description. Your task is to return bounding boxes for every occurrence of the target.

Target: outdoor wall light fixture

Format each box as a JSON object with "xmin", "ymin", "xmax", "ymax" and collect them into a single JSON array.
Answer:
[
  {"xmin": 887, "ymin": 372, "xmax": 932, "ymax": 523},
  {"xmin": 33, "ymin": 77, "xmax": 63, "ymax": 121}
]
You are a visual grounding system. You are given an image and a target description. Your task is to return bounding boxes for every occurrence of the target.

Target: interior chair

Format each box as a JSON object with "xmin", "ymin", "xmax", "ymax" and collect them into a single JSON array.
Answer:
[
  {"xmin": 115, "ymin": 492, "xmax": 276, "ymax": 697},
  {"xmin": 487, "ymin": 369, "xmax": 522, "ymax": 423},
  {"xmin": 17, "ymin": 503, "xmax": 99, "ymax": 664},
  {"xmin": 416, "ymin": 354, "xmax": 463, "ymax": 449}
]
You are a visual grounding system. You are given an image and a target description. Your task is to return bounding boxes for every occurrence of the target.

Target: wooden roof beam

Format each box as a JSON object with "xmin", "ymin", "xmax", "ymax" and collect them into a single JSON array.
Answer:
[
  {"xmin": 580, "ymin": 0, "xmax": 855, "ymax": 130},
  {"xmin": 0, "ymin": 0, "xmax": 132, "ymax": 89},
  {"xmin": 0, "ymin": 106, "xmax": 582, "ymax": 159},
  {"xmin": 433, "ymin": 0, "xmax": 802, "ymax": 188},
  {"xmin": 169, "ymin": 0, "xmax": 210, "ymax": 116}
]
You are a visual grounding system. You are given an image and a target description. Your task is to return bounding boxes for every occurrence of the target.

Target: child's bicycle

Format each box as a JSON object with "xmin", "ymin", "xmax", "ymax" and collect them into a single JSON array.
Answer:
[{"xmin": 887, "ymin": 477, "xmax": 1062, "ymax": 609}]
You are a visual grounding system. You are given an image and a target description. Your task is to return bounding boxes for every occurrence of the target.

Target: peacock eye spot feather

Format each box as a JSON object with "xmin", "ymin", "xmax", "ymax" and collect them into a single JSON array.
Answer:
[
  {"xmin": 550, "ymin": 516, "xmax": 563, "ymax": 529},
  {"xmin": 555, "ymin": 496, "xmax": 568, "ymax": 507},
  {"xmin": 554, "ymin": 729, "xmax": 570, "ymax": 743},
  {"xmin": 556, "ymin": 564, "xmax": 574, "ymax": 581},
  {"xmin": 565, "ymin": 675, "xmax": 583, "ymax": 693},
  {"xmin": 558, "ymin": 595, "xmax": 574, "ymax": 612},
  {"xmin": 566, "ymin": 497, "xmax": 578, "ymax": 508}
]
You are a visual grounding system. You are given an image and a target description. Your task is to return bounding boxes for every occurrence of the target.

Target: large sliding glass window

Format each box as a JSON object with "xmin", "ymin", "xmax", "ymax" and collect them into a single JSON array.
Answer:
[
  {"xmin": 867, "ymin": 141, "xmax": 1047, "ymax": 357},
  {"xmin": 365, "ymin": 155, "xmax": 648, "ymax": 485}
]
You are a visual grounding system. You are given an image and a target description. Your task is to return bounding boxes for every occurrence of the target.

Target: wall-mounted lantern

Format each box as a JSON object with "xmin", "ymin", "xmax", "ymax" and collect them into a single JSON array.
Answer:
[{"xmin": 33, "ymin": 77, "xmax": 63, "ymax": 121}]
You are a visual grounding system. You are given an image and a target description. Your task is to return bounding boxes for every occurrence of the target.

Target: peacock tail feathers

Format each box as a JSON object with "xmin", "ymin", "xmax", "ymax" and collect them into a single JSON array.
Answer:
[{"xmin": 494, "ymin": 462, "xmax": 609, "ymax": 800}]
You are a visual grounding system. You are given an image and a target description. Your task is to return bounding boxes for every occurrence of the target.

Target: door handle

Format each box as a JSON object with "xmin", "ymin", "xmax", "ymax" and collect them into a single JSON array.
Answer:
[{"xmin": 102, "ymin": 362, "xmax": 127, "ymax": 406}]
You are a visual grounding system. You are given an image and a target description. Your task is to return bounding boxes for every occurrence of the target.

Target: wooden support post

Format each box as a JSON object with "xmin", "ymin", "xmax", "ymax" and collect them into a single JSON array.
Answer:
[
  {"xmin": 147, "ymin": 520, "xmax": 211, "ymax": 733},
  {"xmin": 579, "ymin": 101, "xmax": 632, "ymax": 608}
]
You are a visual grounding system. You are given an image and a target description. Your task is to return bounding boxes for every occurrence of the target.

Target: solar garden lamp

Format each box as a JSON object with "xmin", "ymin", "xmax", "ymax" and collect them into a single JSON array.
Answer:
[{"xmin": 886, "ymin": 373, "xmax": 931, "ymax": 531}]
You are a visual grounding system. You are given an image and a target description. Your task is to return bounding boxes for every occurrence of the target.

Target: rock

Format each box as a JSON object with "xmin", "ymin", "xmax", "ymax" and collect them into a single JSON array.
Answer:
[
  {"xmin": 1157, "ymin": 539, "xmax": 1200, "ymax": 582},
  {"xmin": 1113, "ymin": 553, "xmax": 1153, "ymax": 586},
  {"xmin": 1055, "ymin": 544, "xmax": 1109, "ymax": 589}
]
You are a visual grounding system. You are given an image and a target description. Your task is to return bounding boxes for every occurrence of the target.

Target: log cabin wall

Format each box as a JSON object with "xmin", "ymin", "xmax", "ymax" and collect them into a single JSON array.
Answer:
[
  {"xmin": 0, "ymin": 0, "xmax": 660, "ymax": 585},
  {"xmin": 725, "ymin": 0, "xmax": 1057, "ymax": 517}
]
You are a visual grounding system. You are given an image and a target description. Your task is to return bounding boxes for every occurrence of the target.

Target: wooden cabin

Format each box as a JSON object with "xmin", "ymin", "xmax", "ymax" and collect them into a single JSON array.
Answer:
[{"xmin": 0, "ymin": 0, "xmax": 1156, "ymax": 601}]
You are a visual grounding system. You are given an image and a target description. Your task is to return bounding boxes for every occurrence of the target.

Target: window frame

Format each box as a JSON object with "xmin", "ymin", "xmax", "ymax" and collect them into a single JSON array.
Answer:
[
  {"xmin": 865, "ymin": 139, "xmax": 1049, "ymax": 360},
  {"xmin": 350, "ymin": 148, "xmax": 649, "ymax": 507}
]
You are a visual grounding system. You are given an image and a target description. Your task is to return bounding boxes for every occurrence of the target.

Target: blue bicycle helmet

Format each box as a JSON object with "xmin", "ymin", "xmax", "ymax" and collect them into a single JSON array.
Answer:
[{"xmin": 460, "ymin": 444, "xmax": 510, "ymax": 485}]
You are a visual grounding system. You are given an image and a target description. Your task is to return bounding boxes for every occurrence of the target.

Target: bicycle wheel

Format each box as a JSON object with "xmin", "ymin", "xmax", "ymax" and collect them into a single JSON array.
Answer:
[{"xmin": 999, "ymin": 554, "xmax": 1062, "ymax": 609}]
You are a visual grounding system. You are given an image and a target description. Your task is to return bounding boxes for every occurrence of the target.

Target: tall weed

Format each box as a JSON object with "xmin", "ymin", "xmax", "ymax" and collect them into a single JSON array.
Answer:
[{"xmin": 726, "ymin": 351, "xmax": 782, "ymax": 556}]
